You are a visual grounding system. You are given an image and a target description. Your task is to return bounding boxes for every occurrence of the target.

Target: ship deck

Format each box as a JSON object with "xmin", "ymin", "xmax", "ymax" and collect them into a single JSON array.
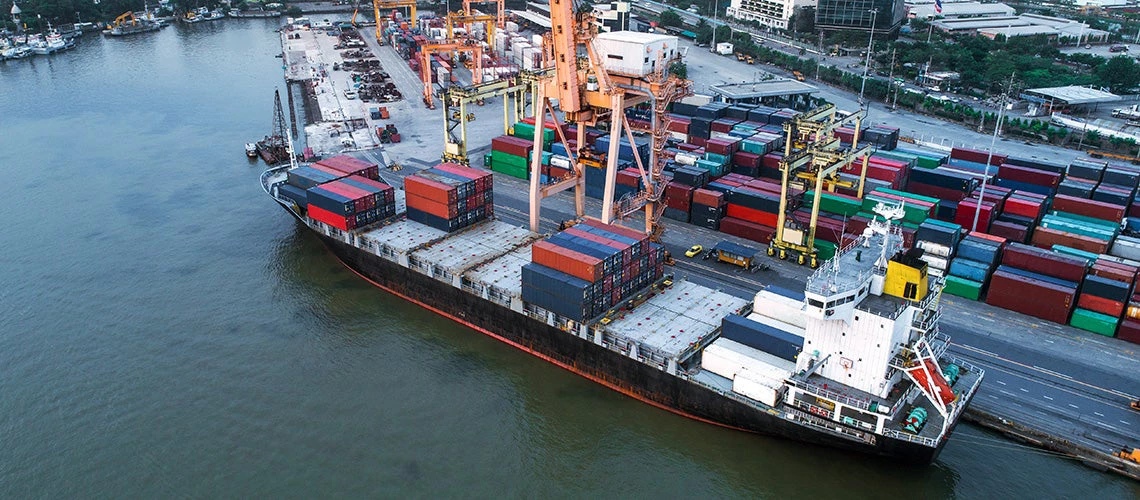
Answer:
[
  {"xmin": 410, "ymin": 222, "xmax": 537, "ymax": 276},
  {"xmin": 603, "ymin": 280, "xmax": 751, "ymax": 362},
  {"xmin": 465, "ymin": 245, "xmax": 533, "ymax": 298}
]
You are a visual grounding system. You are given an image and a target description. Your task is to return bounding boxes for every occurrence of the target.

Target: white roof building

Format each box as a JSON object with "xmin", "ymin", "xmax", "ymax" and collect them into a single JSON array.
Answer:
[
  {"xmin": 727, "ymin": 0, "xmax": 817, "ymax": 31},
  {"xmin": 908, "ymin": 2, "xmax": 1014, "ymax": 20}
]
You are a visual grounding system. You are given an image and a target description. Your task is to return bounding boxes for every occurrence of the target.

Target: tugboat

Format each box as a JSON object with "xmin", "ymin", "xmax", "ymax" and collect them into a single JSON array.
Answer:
[{"xmin": 245, "ymin": 143, "xmax": 259, "ymax": 158}]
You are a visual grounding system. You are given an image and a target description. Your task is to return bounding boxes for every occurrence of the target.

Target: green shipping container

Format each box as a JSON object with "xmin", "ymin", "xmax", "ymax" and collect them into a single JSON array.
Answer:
[
  {"xmin": 491, "ymin": 150, "xmax": 529, "ymax": 170},
  {"xmin": 704, "ymin": 152, "xmax": 729, "ymax": 166},
  {"xmin": 814, "ymin": 240, "xmax": 837, "ymax": 261},
  {"xmin": 511, "ymin": 122, "xmax": 555, "ymax": 148},
  {"xmin": 1050, "ymin": 245, "xmax": 1100, "ymax": 263},
  {"xmin": 863, "ymin": 194, "xmax": 930, "ymax": 224},
  {"xmin": 740, "ymin": 140, "xmax": 768, "ymax": 155},
  {"xmin": 876, "ymin": 188, "xmax": 940, "ymax": 205},
  {"xmin": 1069, "ymin": 308, "xmax": 1118, "ymax": 337},
  {"xmin": 1040, "ymin": 215, "xmax": 1115, "ymax": 241},
  {"xmin": 805, "ymin": 191, "xmax": 862, "ymax": 217},
  {"xmin": 943, "ymin": 275, "xmax": 982, "ymax": 300}
]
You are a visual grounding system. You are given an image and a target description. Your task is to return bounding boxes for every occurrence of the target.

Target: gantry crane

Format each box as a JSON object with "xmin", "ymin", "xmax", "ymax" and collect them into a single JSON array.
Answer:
[
  {"xmin": 420, "ymin": 40, "xmax": 484, "ymax": 109},
  {"xmin": 463, "ymin": 0, "xmax": 505, "ymax": 29},
  {"xmin": 767, "ymin": 106, "xmax": 872, "ymax": 268},
  {"xmin": 446, "ymin": 11, "xmax": 499, "ymax": 51},
  {"xmin": 440, "ymin": 71, "xmax": 547, "ymax": 165},
  {"xmin": 525, "ymin": 5, "xmax": 691, "ymax": 239},
  {"xmin": 372, "ymin": 0, "xmax": 417, "ymax": 42}
]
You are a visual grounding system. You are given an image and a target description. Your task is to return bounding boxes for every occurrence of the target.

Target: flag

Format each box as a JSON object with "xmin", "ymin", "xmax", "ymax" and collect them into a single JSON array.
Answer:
[{"xmin": 935, "ymin": 0, "xmax": 943, "ymax": 14}]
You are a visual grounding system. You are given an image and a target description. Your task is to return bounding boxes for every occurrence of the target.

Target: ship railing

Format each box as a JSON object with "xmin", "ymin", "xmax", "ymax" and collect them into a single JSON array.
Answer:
[
  {"xmin": 943, "ymin": 355, "xmax": 984, "ymax": 423},
  {"xmin": 793, "ymin": 380, "xmax": 873, "ymax": 411},
  {"xmin": 688, "ymin": 375, "xmax": 779, "ymax": 412},
  {"xmin": 911, "ymin": 308, "xmax": 941, "ymax": 332},
  {"xmin": 485, "ymin": 285, "xmax": 514, "ymax": 307},
  {"xmin": 881, "ymin": 428, "xmax": 938, "ymax": 448},
  {"xmin": 784, "ymin": 407, "xmax": 875, "ymax": 445}
]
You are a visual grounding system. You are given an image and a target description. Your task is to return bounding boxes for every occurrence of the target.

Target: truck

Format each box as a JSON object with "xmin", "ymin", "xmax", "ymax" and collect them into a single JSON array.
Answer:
[
  {"xmin": 1111, "ymin": 104, "xmax": 1140, "ymax": 121},
  {"xmin": 703, "ymin": 241, "xmax": 758, "ymax": 269}
]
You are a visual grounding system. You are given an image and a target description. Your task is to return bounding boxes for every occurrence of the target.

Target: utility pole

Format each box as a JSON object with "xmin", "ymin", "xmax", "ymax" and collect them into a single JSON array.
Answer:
[
  {"xmin": 710, "ymin": 0, "xmax": 717, "ymax": 52},
  {"xmin": 886, "ymin": 46, "xmax": 896, "ymax": 109},
  {"xmin": 971, "ymin": 73, "xmax": 1016, "ymax": 233},
  {"xmin": 858, "ymin": 8, "xmax": 878, "ymax": 105}
]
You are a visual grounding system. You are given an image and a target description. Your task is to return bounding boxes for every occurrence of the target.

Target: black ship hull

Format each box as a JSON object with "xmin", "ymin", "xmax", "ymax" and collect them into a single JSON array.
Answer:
[{"xmin": 276, "ymin": 200, "xmax": 967, "ymax": 464}]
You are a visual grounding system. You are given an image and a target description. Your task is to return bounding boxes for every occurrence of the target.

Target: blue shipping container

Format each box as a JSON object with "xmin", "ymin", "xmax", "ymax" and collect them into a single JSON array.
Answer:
[{"xmin": 720, "ymin": 314, "xmax": 803, "ymax": 362}]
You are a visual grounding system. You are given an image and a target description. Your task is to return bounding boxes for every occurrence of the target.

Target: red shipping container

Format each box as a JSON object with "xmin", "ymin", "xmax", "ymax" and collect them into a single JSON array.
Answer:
[
  {"xmin": 988, "ymin": 220, "xmax": 1028, "ymax": 243},
  {"xmin": 1051, "ymin": 194, "xmax": 1126, "ymax": 222},
  {"xmin": 562, "ymin": 227, "xmax": 631, "ymax": 260},
  {"xmin": 317, "ymin": 155, "xmax": 380, "ymax": 179},
  {"xmin": 665, "ymin": 182, "xmax": 694, "ymax": 211},
  {"xmin": 951, "ymin": 147, "xmax": 1006, "ymax": 166},
  {"xmin": 321, "ymin": 181, "xmax": 375, "ymax": 212},
  {"xmin": 719, "ymin": 217, "xmax": 775, "ymax": 244},
  {"xmin": 308, "ymin": 204, "xmax": 355, "ymax": 231},
  {"xmin": 617, "ymin": 169, "xmax": 641, "ymax": 187},
  {"xmin": 908, "ymin": 182, "xmax": 969, "ymax": 202},
  {"xmin": 1000, "ymin": 242, "xmax": 1088, "ymax": 282},
  {"xmin": 581, "ymin": 219, "xmax": 649, "ymax": 244},
  {"xmin": 1077, "ymin": 293, "xmax": 1125, "ymax": 318},
  {"xmin": 1090, "ymin": 261, "xmax": 1138, "ymax": 284},
  {"xmin": 733, "ymin": 151, "xmax": 761, "ymax": 167},
  {"xmin": 997, "ymin": 164, "xmax": 1062, "ymax": 188},
  {"xmin": 706, "ymin": 138, "xmax": 740, "ymax": 155},
  {"xmin": 1130, "ymin": 201, "xmax": 1140, "ymax": 218},
  {"xmin": 491, "ymin": 135, "xmax": 533, "ymax": 158},
  {"xmin": 726, "ymin": 204, "xmax": 778, "ymax": 227},
  {"xmin": 985, "ymin": 270, "xmax": 1075, "ymax": 324},
  {"xmin": 711, "ymin": 118, "xmax": 741, "ymax": 133},
  {"xmin": 693, "ymin": 188, "xmax": 725, "ymax": 207},
  {"xmin": 1031, "ymin": 227, "xmax": 1110, "ymax": 254},
  {"xmin": 1002, "ymin": 196, "xmax": 1044, "ymax": 220},
  {"xmin": 689, "ymin": 136, "xmax": 708, "ymax": 148},
  {"xmin": 762, "ymin": 153, "xmax": 782, "ymax": 169},
  {"xmin": 532, "ymin": 240, "xmax": 602, "ymax": 282},
  {"xmin": 955, "ymin": 200, "xmax": 995, "ymax": 232},
  {"xmin": 1117, "ymin": 319, "xmax": 1140, "ymax": 344}
]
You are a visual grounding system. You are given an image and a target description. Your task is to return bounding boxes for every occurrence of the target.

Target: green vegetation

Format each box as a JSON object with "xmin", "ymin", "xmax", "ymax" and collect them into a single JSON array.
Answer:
[
  {"xmin": 659, "ymin": 9, "xmax": 683, "ymax": 28},
  {"xmin": 669, "ymin": 60, "xmax": 688, "ymax": 79},
  {"xmin": 2, "ymin": 0, "xmax": 222, "ymax": 31}
]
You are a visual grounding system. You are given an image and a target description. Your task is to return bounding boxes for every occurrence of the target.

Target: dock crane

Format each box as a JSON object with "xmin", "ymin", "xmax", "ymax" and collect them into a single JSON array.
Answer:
[
  {"xmin": 109, "ymin": 11, "xmax": 139, "ymax": 30},
  {"xmin": 420, "ymin": 40, "xmax": 484, "ymax": 109},
  {"xmin": 440, "ymin": 72, "xmax": 546, "ymax": 165},
  {"xmin": 446, "ymin": 11, "xmax": 499, "ymax": 51},
  {"xmin": 463, "ymin": 0, "xmax": 506, "ymax": 29},
  {"xmin": 371, "ymin": 0, "xmax": 417, "ymax": 42},
  {"xmin": 767, "ymin": 106, "xmax": 872, "ymax": 268},
  {"xmin": 525, "ymin": 1, "xmax": 691, "ymax": 239}
]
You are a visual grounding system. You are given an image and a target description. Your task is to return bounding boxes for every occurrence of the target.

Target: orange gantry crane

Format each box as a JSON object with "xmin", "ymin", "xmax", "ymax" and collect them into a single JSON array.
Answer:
[
  {"xmin": 372, "ymin": 0, "xmax": 417, "ymax": 42},
  {"xmin": 463, "ymin": 0, "xmax": 505, "ymax": 29},
  {"xmin": 420, "ymin": 40, "xmax": 484, "ymax": 109},
  {"xmin": 525, "ymin": 4, "xmax": 691, "ymax": 240},
  {"xmin": 445, "ymin": 11, "xmax": 499, "ymax": 51}
]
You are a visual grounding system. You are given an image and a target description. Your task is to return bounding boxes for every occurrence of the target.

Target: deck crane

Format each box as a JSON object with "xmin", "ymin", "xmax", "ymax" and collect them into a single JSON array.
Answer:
[
  {"xmin": 420, "ymin": 40, "xmax": 484, "ymax": 109},
  {"xmin": 110, "ymin": 11, "xmax": 139, "ymax": 30},
  {"xmin": 526, "ymin": 0, "xmax": 691, "ymax": 239},
  {"xmin": 371, "ymin": 0, "xmax": 418, "ymax": 42},
  {"xmin": 768, "ymin": 106, "xmax": 872, "ymax": 268},
  {"xmin": 463, "ymin": 0, "xmax": 506, "ymax": 29}
]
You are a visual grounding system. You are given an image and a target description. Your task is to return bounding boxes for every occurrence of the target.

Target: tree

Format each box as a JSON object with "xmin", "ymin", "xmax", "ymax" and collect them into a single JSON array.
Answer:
[
  {"xmin": 695, "ymin": 18, "xmax": 713, "ymax": 45},
  {"xmin": 790, "ymin": 6, "xmax": 814, "ymax": 34},
  {"xmin": 1098, "ymin": 55, "xmax": 1140, "ymax": 93},
  {"xmin": 669, "ymin": 61, "xmax": 688, "ymax": 79},
  {"xmin": 1085, "ymin": 129, "xmax": 1102, "ymax": 144},
  {"xmin": 659, "ymin": 9, "xmax": 683, "ymax": 28}
]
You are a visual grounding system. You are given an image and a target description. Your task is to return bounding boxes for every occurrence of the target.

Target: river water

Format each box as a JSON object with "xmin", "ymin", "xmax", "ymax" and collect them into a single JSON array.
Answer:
[{"xmin": 0, "ymin": 19, "xmax": 1136, "ymax": 498}]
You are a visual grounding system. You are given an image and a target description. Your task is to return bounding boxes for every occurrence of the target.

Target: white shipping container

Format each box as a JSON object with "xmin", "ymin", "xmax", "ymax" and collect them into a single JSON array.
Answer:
[
  {"xmin": 531, "ymin": 34, "xmax": 543, "ymax": 46},
  {"xmin": 919, "ymin": 254, "xmax": 948, "ymax": 271},
  {"xmin": 681, "ymin": 94, "xmax": 713, "ymax": 106},
  {"xmin": 753, "ymin": 290, "xmax": 807, "ymax": 329},
  {"xmin": 674, "ymin": 152, "xmax": 699, "ymax": 166},
  {"xmin": 550, "ymin": 155, "xmax": 572, "ymax": 168},
  {"xmin": 710, "ymin": 131, "xmax": 735, "ymax": 140},
  {"xmin": 733, "ymin": 369, "xmax": 784, "ymax": 407},
  {"xmin": 512, "ymin": 42, "xmax": 530, "ymax": 62},
  {"xmin": 917, "ymin": 240, "xmax": 951, "ymax": 258},
  {"xmin": 593, "ymin": 31, "xmax": 680, "ymax": 77},
  {"xmin": 1111, "ymin": 237, "xmax": 1140, "ymax": 261},
  {"xmin": 668, "ymin": 131, "xmax": 688, "ymax": 142},
  {"xmin": 715, "ymin": 42, "xmax": 734, "ymax": 55},
  {"xmin": 701, "ymin": 338, "xmax": 793, "ymax": 383},
  {"xmin": 505, "ymin": 20, "xmax": 519, "ymax": 32}
]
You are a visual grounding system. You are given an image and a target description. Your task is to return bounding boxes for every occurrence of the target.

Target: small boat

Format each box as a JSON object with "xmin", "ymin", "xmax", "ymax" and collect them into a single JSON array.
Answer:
[
  {"xmin": 183, "ymin": 7, "xmax": 225, "ymax": 23},
  {"xmin": 245, "ymin": 143, "xmax": 259, "ymax": 158},
  {"xmin": 228, "ymin": 8, "xmax": 281, "ymax": 18}
]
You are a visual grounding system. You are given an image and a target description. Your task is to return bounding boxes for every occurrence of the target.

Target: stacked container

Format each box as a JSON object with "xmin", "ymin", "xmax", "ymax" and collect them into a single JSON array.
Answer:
[
  {"xmin": 306, "ymin": 176, "xmax": 397, "ymax": 231},
  {"xmin": 521, "ymin": 220, "xmax": 665, "ymax": 322},
  {"xmin": 914, "ymin": 219, "xmax": 962, "ymax": 278},
  {"xmin": 405, "ymin": 163, "xmax": 494, "ymax": 233},
  {"xmin": 944, "ymin": 233, "xmax": 1002, "ymax": 300},
  {"xmin": 489, "ymin": 135, "xmax": 533, "ymax": 179},
  {"xmin": 985, "ymin": 243, "xmax": 1089, "ymax": 323},
  {"xmin": 1071, "ymin": 258, "xmax": 1138, "ymax": 336}
]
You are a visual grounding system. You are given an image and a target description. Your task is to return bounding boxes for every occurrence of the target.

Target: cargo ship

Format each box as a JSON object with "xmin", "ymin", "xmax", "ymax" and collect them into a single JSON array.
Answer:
[{"xmin": 262, "ymin": 150, "xmax": 983, "ymax": 463}]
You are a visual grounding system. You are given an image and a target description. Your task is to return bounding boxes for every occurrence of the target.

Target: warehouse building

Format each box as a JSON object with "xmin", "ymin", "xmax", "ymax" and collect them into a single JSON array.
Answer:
[{"xmin": 907, "ymin": 2, "xmax": 1014, "ymax": 20}]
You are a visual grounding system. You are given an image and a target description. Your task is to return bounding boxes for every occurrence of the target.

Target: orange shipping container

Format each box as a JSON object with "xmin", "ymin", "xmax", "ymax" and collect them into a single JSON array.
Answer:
[
  {"xmin": 406, "ymin": 193, "xmax": 458, "ymax": 219},
  {"xmin": 531, "ymin": 240, "xmax": 602, "ymax": 282},
  {"xmin": 1030, "ymin": 227, "xmax": 1110, "ymax": 254},
  {"xmin": 405, "ymin": 175, "xmax": 457, "ymax": 204}
]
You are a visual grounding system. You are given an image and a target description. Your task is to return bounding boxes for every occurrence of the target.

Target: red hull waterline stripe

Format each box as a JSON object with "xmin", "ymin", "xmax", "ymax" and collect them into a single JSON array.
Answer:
[{"xmin": 326, "ymin": 246, "xmax": 753, "ymax": 433}]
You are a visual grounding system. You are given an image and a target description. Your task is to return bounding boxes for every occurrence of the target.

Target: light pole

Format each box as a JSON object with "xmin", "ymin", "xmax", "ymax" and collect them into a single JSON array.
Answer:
[
  {"xmin": 710, "ymin": 0, "xmax": 718, "ymax": 53},
  {"xmin": 858, "ymin": 8, "xmax": 878, "ymax": 105},
  {"xmin": 971, "ymin": 74, "xmax": 1015, "ymax": 233}
]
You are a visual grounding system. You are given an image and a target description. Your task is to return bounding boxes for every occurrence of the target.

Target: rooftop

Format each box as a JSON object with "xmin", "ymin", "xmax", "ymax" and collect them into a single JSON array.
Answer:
[
  {"xmin": 1023, "ymin": 85, "xmax": 1121, "ymax": 106},
  {"xmin": 510, "ymin": 9, "xmax": 551, "ymax": 29},
  {"xmin": 710, "ymin": 79, "xmax": 819, "ymax": 100},
  {"xmin": 909, "ymin": 2, "xmax": 1014, "ymax": 19}
]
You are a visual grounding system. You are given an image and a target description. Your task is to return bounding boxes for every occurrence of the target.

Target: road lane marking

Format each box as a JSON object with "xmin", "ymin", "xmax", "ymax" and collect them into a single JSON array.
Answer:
[
  {"xmin": 1094, "ymin": 421, "xmax": 1119, "ymax": 431},
  {"xmin": 999, "ymin": 389, "xmax": 1016, "ymax": 397},
  {"xmin": 1122, "ymin": 420, "xmax": 1132, "ymax": 426},
  {"xmin": 1069, "ymin": 404, "xmax": 1079, "ymax": 409},
  {"xmin": 1094, "ymin": 412, "xmax": 1105, "ymax": 417},
  {"xmin": 1032, "ymin": 365, "xmax": 1074, "ymax": 380},
  {"xmin": 996, "ymin": 380, "xmax": 1007, "ymax": 386},
  {"xmin": 1042, "ymin": 395, "xmax": 1053, "ymax": 401},
  {"xmin": 1019, "ymin": 388, "xmax": 1030, "ymax": 393},
  {"xmin": 951, "ymin": 342, "xmax": 1137, "ymax": 400}
]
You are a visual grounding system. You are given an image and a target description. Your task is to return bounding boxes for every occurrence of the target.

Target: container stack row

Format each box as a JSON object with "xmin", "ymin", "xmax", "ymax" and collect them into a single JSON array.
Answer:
[
  {"xmin": 405, "ymin": 163, "xmax": 494, "ymax": 233},
  {"xmin": 521, "ymin": 220, "xmax": 666, "ymax": 322},
  {"xmin": 280, "ymin": 156, "xmax": 396, "ymax": 232}
]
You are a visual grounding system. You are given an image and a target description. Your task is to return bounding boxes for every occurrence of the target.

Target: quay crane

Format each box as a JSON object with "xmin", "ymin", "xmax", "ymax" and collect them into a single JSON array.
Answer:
[
  {"xmin": 371, "ymin": 0, "xmax": 418, "ymax": 42},
  {"xmin": 526, "ymin": 0, "xmax": 691, "ymax": 240}
]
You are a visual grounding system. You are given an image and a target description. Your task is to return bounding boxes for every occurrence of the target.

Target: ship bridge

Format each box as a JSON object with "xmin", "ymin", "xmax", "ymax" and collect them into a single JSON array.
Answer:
[{"xmin": 803, "ymin": 220, "xmax": 905, "ymax": 324}]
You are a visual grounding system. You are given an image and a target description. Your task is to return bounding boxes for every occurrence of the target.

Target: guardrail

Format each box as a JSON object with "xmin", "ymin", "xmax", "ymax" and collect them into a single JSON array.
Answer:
[{"xmin": 881, "ymin": 428, "xmax": 938, "ymax": 448}]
